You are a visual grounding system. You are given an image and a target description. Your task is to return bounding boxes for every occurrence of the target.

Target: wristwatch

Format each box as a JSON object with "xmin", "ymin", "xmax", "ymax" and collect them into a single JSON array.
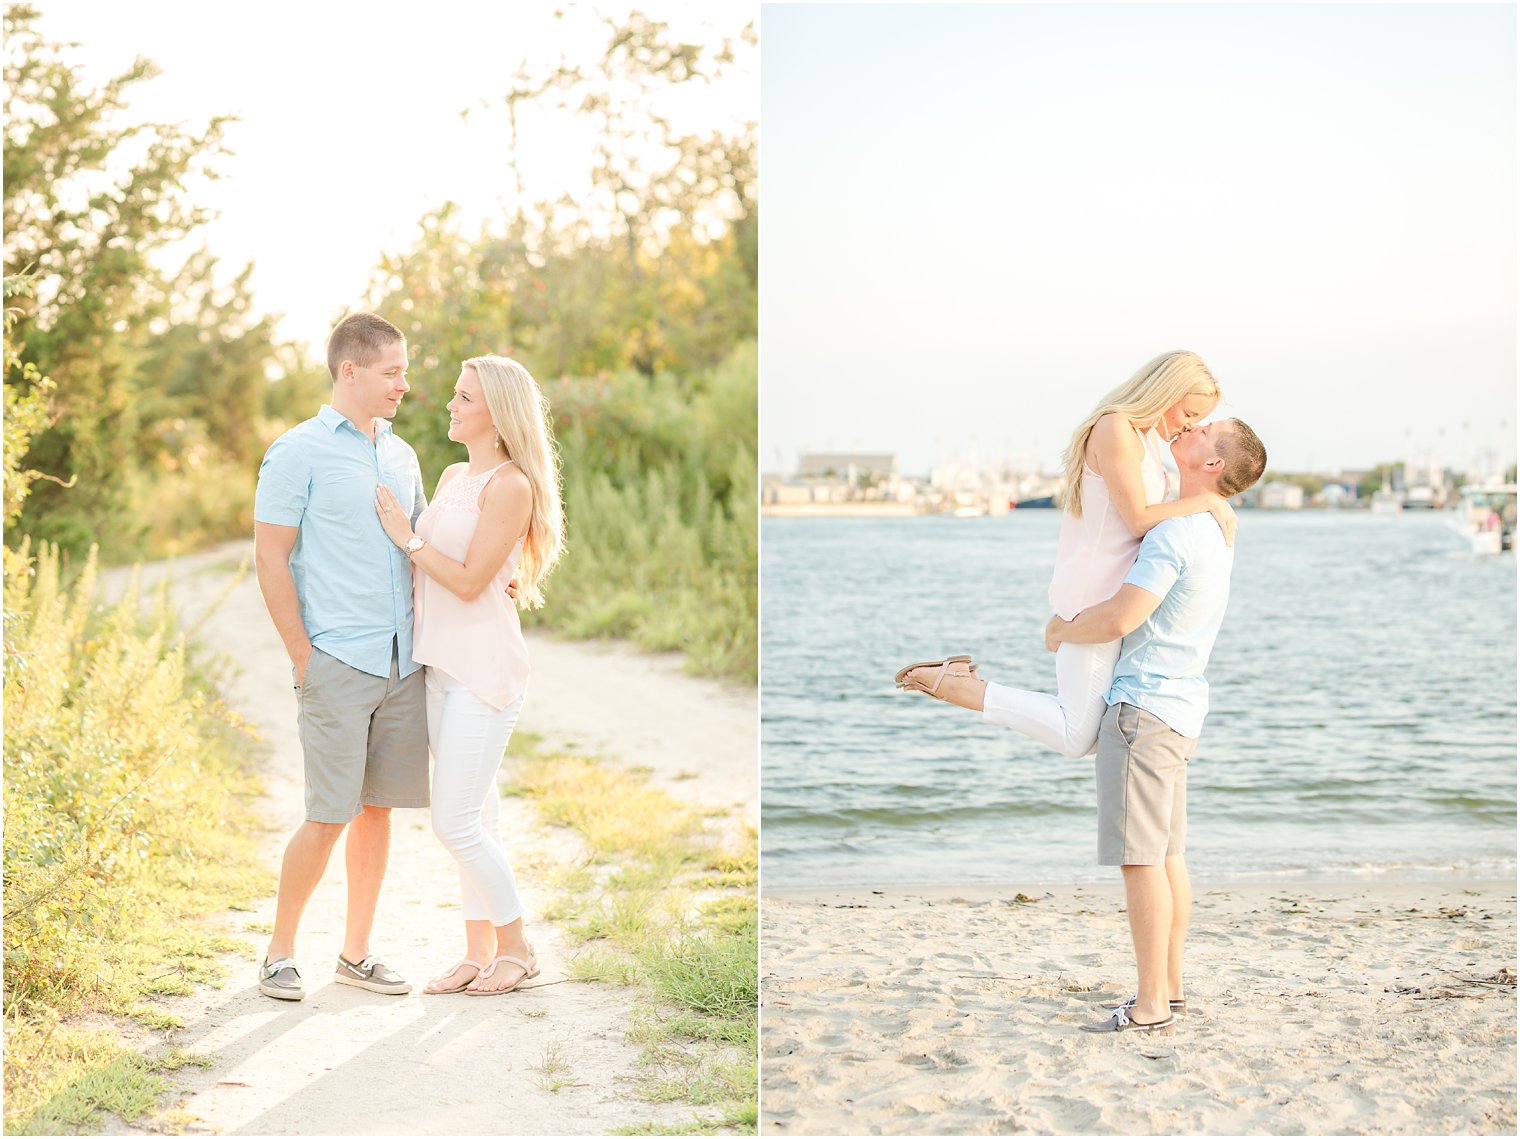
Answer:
[{"xmin": 405, "ymin": 537, "xmax": 425, "ymax": 557}]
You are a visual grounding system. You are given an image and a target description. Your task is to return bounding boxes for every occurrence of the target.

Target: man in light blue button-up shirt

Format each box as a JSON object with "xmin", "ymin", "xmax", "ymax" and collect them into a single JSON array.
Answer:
[
  {"xmin": 255, "ymin": 403, "xmax": 425, "ymax": 676},
  {"xmin": 250, "ymin": 312, "xmax": 429, "ymax": 1002},
  {"xmin": 1045, "ymin": 418, "xmax": 1268, "ymax": 1034}
]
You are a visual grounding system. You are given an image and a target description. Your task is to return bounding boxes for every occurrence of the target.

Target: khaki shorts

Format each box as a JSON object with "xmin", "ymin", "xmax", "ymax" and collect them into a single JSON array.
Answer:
[
  {"xmin": 295, "ymin": 645, "xmax": 429, "ymax": 823},
  {"xmin": 1094, "ymin": 702, "xmax": 1196, "ymax": 866}
]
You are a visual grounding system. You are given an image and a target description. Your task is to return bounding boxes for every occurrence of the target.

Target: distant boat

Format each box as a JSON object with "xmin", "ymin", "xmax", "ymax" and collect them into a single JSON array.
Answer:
[
  {"xmin": 1404, "ymin": 485, "xmax": 1437, "ymax": 509},
  {"xmin": 1370, "ymin": 474, "xmax": 1403, "ymax": 514},
  {"xmin": 1015, "ymin": 496, "xmax": 1057, "ymax": 509},
  {"xmin": 1450, "ymin": 484, "xmax": 1516, "ymax": 554}
]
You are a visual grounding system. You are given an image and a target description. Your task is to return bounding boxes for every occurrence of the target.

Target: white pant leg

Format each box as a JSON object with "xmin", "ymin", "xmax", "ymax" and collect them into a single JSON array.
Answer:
[
  {"xmin": 426, "ymin": 669, "xmax": 489, "ymax": 914},
  {"xmin": 478, "ymin": 771, "xmax": 509, "ymax": 895},
  {"xmin": 980, "ymin": 639, "xmax": 1121, "ymax": 758},
  {"xmin": 426, "ymin": 667, "xmax": 526, "ymax": 925}
]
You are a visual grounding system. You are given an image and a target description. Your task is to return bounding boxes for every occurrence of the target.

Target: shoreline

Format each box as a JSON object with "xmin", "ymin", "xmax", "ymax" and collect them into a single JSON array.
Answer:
[{"xmin": 764, "ymin": 873, "xmax": 1518, "ymax": 904}]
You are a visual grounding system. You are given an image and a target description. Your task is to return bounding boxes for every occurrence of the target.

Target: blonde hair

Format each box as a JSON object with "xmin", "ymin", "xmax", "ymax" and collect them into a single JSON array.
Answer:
[
  {"xmin": 1059, "ymin": 351, "xmax": 1221, "ymax": 517},
  {"xmin": 464, "ymin": 355, "xmax": 565, "ymax": 609}
]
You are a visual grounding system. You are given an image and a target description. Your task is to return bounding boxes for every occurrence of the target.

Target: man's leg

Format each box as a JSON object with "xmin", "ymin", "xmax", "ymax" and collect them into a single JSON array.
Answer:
[
  {"xmin": 283, "ymin": 647, "xmax": 390, "ymax": 973},
  {"xmin": 339, "ymin": 648, "xmax": 427, "ymax": 976},
  {"xmin": 267, "ymin": 820, "xmax": 346, "ymax": 961},
  {"xmin": 1120, "ymin": 863, "xmax": 1173, "ymax": 1025},
  {"xmin": 1164, "ymin": 853, "xmax": 1191, "ymax": 1003},
  {"xmin": 1093, "ymin": 704, "xmax": 1192, "ymax": 1029},
  {"xmin": 341, "ymin": 805, "xmax": 392, "ymax": 963}
]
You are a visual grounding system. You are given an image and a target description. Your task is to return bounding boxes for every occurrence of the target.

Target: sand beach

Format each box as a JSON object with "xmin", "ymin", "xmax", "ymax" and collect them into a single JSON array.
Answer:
[{"xmin": 761, "ymin": 879, "xmax": 1516, "ymax": 1136}]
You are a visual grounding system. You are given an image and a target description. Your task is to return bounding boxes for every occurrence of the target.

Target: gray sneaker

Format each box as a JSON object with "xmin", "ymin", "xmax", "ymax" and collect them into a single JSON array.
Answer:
[
  {"xmin": 334, "ymin": 954, "xmax": 411, "ymax": 995},
  {"xmin": 1102, "ymin": 993, "xmax": 1187, "ymax": 1015},
  {"xmin": 1081, "ymin": 1006, "xmax": 1176, "ymax": 1033},
  {"xmin": 259, "ymin": 956, "xmax": 304, "ymax": 1001}
]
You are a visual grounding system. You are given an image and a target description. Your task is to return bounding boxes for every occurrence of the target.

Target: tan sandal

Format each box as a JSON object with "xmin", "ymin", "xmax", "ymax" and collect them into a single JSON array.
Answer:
[
  {"xmin": 465, "ymin": 951, "xmax": 539, "ymax": 995},
  {"xmin": 424, "ymin": 958, "xmax": 484, "ymax": 994},
  {"xmin": 894, "ymin": 655, "xmax": 979, "ymax": 693}
]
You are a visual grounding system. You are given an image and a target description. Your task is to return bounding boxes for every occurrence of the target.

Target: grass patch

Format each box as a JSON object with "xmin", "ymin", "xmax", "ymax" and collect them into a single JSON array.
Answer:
[
  {"xmin": 532, "ymin": 1042, "xmax": 573, "ymax": 1093},
  {"xmin": 640, "ymin": 929, "xmax": 757, "ymax": 1022},
  {"xmin": 0, "ymin": 1025, "xmax": 211, "ymax": 1135},
  {"xmin": 150, "ymin": 1048, "xmax": 214, "ymax": 1073},
  {"xmin": 563, "ymin": 947, "xmax": 642, "ymax": 987},
  {"xmin": 3, "ymin": 543, "xmax": 271, "ymax": 1134},
  {"xmin": 509, "ymin": 741, "xmax": 756, "ymax": 1133},
  {"xmin": 611, "ymin": 1102, "xmax": 758, "ymax": 1136}
]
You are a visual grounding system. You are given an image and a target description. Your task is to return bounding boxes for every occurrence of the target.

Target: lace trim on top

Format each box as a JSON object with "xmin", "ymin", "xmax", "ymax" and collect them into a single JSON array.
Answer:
[{"xmin": 433, "ymin": 460, "xmax": 514, "ymax": 516}]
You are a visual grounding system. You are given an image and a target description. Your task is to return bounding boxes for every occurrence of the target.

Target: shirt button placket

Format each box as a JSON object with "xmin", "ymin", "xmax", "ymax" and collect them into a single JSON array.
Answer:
[{"xmin": 376, "ymin": 440, "xmax": 404, "ymax": 652}]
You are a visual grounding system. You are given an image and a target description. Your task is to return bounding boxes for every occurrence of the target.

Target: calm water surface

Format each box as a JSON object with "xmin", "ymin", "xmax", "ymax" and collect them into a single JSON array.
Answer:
[{"xmin": 761, "ymin": 511, "xmax": 1516, "ymax": 887}]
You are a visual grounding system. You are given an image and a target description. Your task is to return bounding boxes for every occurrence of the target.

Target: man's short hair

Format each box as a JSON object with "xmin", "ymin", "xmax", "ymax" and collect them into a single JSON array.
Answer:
[
  {"xmin": 326, "ymin": 312, "xmax": 405, "ymax": 381},
  {"xmin": 1216, "ymin": 418, "xmax": 1268, "ymax": 498}
]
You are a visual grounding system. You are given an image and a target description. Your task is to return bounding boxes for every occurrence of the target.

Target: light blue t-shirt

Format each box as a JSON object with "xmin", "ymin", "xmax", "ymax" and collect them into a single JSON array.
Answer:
[
  {"xmin": 253, "ymin": 404, "xmax": 426, "ymax": 679},
  {"xmin": 1106, "ymin": 513, "xmax": 1235, "ymax": 739}
]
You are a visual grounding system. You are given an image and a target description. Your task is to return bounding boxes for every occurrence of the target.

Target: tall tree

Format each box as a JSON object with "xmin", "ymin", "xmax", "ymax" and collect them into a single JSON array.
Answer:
[
  {"xmin": 2, "ymin": 5, "xmax": 310, "ymax": 559},
  {"xmin": 365, "ymin": 11, "xmax": 756, "ymax": 484},
  {"xmin": 3, "ymin": 274, "xmax": 55, "ymax": 532},
  {"xmin": 3, "ymin": 4, "xmax": 230, "ymax": 551},
  {"xmin": 134, "ymin": 250, "xmax": 282, "ymax": 467}
]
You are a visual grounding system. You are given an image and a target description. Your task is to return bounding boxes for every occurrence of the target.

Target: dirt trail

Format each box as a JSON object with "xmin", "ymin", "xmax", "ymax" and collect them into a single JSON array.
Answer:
[{"xmin": 100, "ymin": 541, "xmax": 755, "ymax": 1135}]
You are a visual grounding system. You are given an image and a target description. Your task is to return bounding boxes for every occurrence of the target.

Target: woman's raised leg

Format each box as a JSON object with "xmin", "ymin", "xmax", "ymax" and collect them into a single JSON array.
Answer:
[{"xmin": 980, "ymin": 639, "xmax": 1121, "ymax": 757}]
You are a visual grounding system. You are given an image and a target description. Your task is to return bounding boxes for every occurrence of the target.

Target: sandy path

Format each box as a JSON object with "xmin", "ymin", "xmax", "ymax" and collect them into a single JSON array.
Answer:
[
  {"xmin": 762, "ymin": 880, "xmax": 1517, "ymax": 1136},
  {"xmin": 99, "ymin": 541, "xmax": 755, "ymax": 1136}
]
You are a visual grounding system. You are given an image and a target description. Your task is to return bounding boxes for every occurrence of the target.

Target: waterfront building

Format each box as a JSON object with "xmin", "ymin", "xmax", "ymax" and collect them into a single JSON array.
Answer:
[
  {"xmin": 1258, "ymin": 481, "xmax": 1306, "ymax": 510},
  {"xmin": 796, "ymin": 453, "xmax": 898, "ymax": 485}
]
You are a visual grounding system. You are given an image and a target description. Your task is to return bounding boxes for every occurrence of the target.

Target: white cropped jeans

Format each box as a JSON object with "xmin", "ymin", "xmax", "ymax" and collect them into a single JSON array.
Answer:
[
  {"xmin": 980, "ymin": 639, "xmax": 1121, "ymax": 758},
  {"xmin": 425, "ymin": 667, "xmax": 526, "ymax": 926}
]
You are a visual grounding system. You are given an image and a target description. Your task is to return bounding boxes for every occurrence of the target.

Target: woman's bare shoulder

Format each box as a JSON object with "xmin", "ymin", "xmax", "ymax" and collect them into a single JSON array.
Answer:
[
  {"xmin": 480, "ymin": 463, "xmax": 532, "ymax": 507},
  {"xmin": 1085, "ymin": 412, "xmax": 1144, "ymax": 480},
  {"xmin": 490, "ymin": 462, "xmax": 531, "ymax": 490},
  {"xmin": 1089, "ymin": 413, "xmax": 1140, "ymax": 451},
  {"xmin": 434, "ymin": 462, "xmax": 469, "ymax": 494}
]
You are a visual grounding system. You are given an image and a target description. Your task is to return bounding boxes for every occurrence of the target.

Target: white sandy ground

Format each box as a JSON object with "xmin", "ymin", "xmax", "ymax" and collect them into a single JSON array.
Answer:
[
  {"xmin": 91, "ymin": 540, "xmax": 756, "ymax": 1136},
  {"xmin": 761, "ymin": 880, "xmax": 1517, "ymax": 1136}
]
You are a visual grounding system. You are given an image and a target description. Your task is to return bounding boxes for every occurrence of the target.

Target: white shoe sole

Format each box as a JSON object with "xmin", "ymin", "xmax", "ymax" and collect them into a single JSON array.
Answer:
[{"xmin": 333, "ymin": 972, "xmax": 411, "ymax": 995}]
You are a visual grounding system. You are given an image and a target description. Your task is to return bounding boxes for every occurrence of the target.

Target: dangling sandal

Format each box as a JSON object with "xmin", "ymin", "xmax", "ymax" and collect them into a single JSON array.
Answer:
[{"xmin": 894, "ymin": 655, "xmax": 979, "ymax": 695}]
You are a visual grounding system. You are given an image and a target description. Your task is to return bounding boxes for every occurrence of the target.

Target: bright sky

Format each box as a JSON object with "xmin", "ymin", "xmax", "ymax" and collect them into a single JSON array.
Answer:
[
  {"xmin": 35, "ymin": 1, "xmax": 756, "ymax": 358},
  {"xmin": 760, "ymin": 3, "xmax": 1517, "ymax": 476}
]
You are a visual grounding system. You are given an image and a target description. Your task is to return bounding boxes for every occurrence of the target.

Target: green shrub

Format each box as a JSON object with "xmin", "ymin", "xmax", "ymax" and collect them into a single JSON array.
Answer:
[
  {"xmin": 530, "ymin": 341, "xmax": 757, "ymax": 679},
  {"xmin": 2, "ymin": 541, "xmax": 269, "ymax": 1131},
  {"xmin": 116, "ymin": 449, "xmax": 258, "ymax": 564}
]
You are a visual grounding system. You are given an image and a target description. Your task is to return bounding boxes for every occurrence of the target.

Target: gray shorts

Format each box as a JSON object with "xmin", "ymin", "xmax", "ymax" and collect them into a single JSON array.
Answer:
[
  {"xmin": 1095, "ymin": 702, "xmax": 1196, "ymax": 866},
  {"xmin": 295, "ymin": 645, "xmax": 429, "ymax": 823}
]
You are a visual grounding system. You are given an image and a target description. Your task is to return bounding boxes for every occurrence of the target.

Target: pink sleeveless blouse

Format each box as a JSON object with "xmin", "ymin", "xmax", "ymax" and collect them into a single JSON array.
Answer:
[
  {"xmin": 411, "ymin": 461, "xmax": 529, "ymax": 710},
  {"xmin": 1048, "ymin": 427, "xmax": 1174, "ymax": 621}
]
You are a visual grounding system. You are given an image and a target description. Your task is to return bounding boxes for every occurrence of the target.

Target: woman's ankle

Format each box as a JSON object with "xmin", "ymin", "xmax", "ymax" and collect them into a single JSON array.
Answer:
[{"xmin": 495, "ymin": 930, "xmax": 530, "ymax": 958}]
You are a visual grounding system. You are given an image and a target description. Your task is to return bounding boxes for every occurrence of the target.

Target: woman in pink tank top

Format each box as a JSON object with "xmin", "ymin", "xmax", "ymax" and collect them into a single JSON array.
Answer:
[
  {"xmin": 895, "ymin": 351, "xmax": 1234, "ymax": 757},
  {"xmin": 375, "ymin": 355, "xmax": 564, "ymax": 995}
]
